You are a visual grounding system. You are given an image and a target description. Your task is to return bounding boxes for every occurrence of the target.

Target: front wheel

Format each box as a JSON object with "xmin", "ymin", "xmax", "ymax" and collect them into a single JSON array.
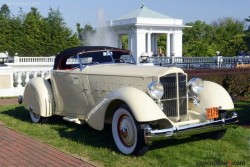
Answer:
[{"xmin": 112, "ymin": 105, "xmax": 148, "ymax": 155}]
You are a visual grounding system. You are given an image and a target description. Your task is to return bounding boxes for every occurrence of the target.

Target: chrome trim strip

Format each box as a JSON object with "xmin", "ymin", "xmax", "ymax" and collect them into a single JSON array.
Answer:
[{"xmin": 145, "ymin": 115, "xmax": 238, "ymax": 145}]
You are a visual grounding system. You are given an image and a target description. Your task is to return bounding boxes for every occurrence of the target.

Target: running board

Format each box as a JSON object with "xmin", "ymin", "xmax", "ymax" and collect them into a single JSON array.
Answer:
[{"xmin": 63, "ymin": 117, "xmax": 83, "ymax": 124}]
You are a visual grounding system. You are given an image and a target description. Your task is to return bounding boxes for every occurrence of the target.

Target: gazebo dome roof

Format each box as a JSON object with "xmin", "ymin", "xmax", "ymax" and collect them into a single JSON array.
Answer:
[
  {"xmin": 118, "ymin": 5, "xmax": 173, "ymax": 20},
  {"xmin": 109, "ymin": 5, "xmax": 184, "ymax": 27}
]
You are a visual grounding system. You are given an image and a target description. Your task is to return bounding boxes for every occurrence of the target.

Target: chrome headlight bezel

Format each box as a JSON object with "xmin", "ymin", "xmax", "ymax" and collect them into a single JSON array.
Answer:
[
  {"xmin": 188, "ymin": 78, "xmax": 204, "ymax": 95},
  {"xmin": 147, "ymin": 81, "xmax": 164, "ymax": 100}
]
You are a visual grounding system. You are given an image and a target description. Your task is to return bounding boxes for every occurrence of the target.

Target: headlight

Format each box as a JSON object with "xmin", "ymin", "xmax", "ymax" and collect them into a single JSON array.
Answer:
[
  {"xmin": 147, "ymin": 82, "xmax": 164, "ymax": 100},
  {"xmin": 188, "ymin": 78, "xmax": 204, "ymax": 95}
]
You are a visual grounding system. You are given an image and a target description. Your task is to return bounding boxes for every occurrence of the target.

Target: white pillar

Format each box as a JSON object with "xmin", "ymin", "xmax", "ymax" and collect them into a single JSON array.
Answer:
[
  {"xmin": 170, "ymin": 33, "xmax": 175, "ymax": 56},
  {"xmin": 115, "ymin": 34, "xmax": 120, "ymax": 48},
  {"xmin": 135, "ymin": 30, "xmax": 146, "ymax": 63},
  {"xmin": 167, "ymin": 33, "xmax": 170, "ymax": 57},
  {"xmin": 14, "ymin": 56, "xmax": 19, "ymax": 63},
  {"xmin": 33, "ymin": 71, "xmax": 38, "ymax": 78},
  {"xmin": 118, "ymin": 35, "xmax": 123, "ymax": 49},
  {"xmin": 17, "ymin": 72, "xmax": 22, "ymax": 88},
  {"xmin": 25, "ymin": 72, "xmax": 30, "ymax": 84},
  {"xmin": 147, "ymin": 32, "xmax": 151, "ymax": 54},
  {"xmin": 128, "ymin": 28, "xmax": 136, "ymax": 58},
  {"xmin": 151, "ymin": 34, "xmax": 158, "ymax": 55},
  {"xmin": 174, "ymin": 30, "xmax": 183, "ymax": 57},
  {"xmin": 41, "ymin": 71, "xmax": 45, "ymax": 78}
]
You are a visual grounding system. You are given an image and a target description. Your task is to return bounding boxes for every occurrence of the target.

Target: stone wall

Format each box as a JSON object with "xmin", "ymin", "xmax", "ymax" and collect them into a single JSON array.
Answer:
[{"xmin": 0, "ymin": 72, "xmax": 13, "ymax": 89}]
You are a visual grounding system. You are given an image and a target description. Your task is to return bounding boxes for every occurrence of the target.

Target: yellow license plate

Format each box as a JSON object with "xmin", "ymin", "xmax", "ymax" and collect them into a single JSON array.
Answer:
[{"xmin": 206, "ymin": 107, "xmax": 219, "ymax": 119}]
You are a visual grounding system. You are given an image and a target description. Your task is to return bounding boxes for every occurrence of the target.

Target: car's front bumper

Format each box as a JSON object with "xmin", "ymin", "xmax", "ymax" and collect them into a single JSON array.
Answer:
[{"xmin": 144, "ymin": 112, "xmax": 238, "ymax": 145}]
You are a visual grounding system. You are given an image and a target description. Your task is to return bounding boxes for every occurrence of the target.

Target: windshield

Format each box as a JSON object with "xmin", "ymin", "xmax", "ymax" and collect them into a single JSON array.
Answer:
[{"xmin": 61, "ymin": 50, "xmax": 136, "ymax": 70}]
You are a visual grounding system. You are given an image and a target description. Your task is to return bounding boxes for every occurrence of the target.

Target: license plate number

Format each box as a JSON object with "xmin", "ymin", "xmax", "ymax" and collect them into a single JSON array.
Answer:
[{"xmin": 206, "ymin": 107, "xmax": 219, "ymax": 119}]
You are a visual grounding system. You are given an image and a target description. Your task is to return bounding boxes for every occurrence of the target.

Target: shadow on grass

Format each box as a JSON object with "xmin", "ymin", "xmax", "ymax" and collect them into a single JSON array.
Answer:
[
  {"xmin": 1, "ymin": 103, "xmax": 249, "ymax": 155},
  {"xmin": 232, "ymin": 100, "xmax": 250, "ymax": 125},
  {"xmin": 1, "ymin": 106, "xmax": 206, "ymax": 154}
]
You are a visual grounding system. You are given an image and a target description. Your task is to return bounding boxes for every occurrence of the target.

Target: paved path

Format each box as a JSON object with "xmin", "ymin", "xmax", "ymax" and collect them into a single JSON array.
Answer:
[
  {"xmin": 0, "ymin": 98, "xmax": 18, "ymax": 106},
  {"xmin": 0, "ymin": 99, "xmax": 96, "ymax": 167}
]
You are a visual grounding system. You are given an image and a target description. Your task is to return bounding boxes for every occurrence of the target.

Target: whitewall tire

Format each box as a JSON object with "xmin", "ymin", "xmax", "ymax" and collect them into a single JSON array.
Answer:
[
  {"xmin": 28, "ymin": 105, "xmax": 49, "ymax": 123},
  {"xmin": 112, "ymin": 105, "xmax": 148, "ymax": 155}
]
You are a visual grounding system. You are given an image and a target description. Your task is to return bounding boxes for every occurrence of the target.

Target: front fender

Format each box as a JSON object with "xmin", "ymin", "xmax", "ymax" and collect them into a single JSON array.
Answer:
[
  {"xmin": 87, "ymin": 87, "xmax": 170, "ymax": 130},
  {"xmin": 23, "ymin": 77, "xmax": 54, "ymax": 117},
  {"xmin": 192, "ymin": 81, "xmax": 234, "ymax": 113}
]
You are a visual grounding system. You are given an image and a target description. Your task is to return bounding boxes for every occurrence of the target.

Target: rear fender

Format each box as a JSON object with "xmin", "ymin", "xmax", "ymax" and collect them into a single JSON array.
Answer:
[
  {"xmin": 23, "ymin": 77, "xmax": 54, "ymax": 117},
  {"xmin": 87, "ymin": 87, "xmax": 172, "ymax": 130}
]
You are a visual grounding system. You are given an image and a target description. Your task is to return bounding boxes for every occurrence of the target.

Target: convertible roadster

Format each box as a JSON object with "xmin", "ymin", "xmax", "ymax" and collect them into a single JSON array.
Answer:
[{"xmin": 20, "ymin": 46, "xmax": 238, "ymax": 155}]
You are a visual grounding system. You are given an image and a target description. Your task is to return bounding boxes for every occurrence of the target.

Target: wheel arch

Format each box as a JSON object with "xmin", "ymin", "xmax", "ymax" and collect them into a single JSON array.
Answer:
[
  {"xmin": 23, "ymin": 77, "xmax": 54, "ymax": 117},
  {"xmin": 87, "ymin": 87, "xmax": 172, "ymax": 131}
]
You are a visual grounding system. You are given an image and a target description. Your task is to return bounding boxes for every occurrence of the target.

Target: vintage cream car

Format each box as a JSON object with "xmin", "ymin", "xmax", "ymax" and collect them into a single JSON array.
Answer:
[{"xmin": 20, "ymin": 46, "xmax": 238, "ymax": 155}]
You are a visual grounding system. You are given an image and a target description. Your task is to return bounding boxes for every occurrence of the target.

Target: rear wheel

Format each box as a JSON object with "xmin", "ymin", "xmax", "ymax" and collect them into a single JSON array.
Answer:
[
  {"xmin": 29, "ymin": 105, "xmax": 49, "ymax": 123},
  {"xmin": 112, "ymin": 105, "xmax": 148, "ymax": 155}
]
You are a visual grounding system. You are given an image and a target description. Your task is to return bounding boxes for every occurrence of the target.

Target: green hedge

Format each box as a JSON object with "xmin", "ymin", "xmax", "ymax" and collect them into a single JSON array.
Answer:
[{"xmin": 185, "ymin": 68, "xmax": 250, "ymax": 97}]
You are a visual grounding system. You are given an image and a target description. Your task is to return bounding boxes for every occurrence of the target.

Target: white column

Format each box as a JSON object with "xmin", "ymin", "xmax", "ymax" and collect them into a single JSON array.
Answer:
[
  {"xmin": 135, "ymin": 30, "xmax": 146, "ymax": 63},
  {"xmin": 14, "ymin": 56, "xmax": 19, "ymax": 63},
  {"xmin": 33, "ymin": 71, "xmax": 38, "ymax": 78},
  {"xmin": 147, "ymin": 32, "xmax": 151, "ymax": 54},
  {"xmin": 25, "ymin": 72, "xmax": 30, "ymax": 84},
  {"xmin": 174, "ymin": 30, "xmax": 183, "ymax": 57},
  {"xmin": 151, "ymin": 34, "xmax": 158, "ymax": 55},
  {"xmin": 170, "ymin": 33, "xmax": 175, "ymax": 56},
  {"xmin": 118, "ymin": 35, "xmax": 122, "ymax": 49},
  {"xmin": 167, "ymin": 33, "xmax": 170, "ymax": 57},
  {"xmin": 17, "ymin": 72, "xmax": 22, "ymax": 88},
  {"xmin": 41, "ymin": 71, "xmax": 45, "ymax": 78},
  {"xmin": 128, "ymin": 28, "xmax": 139, "ymax": 62},
  {"xmin": 128, "ymin": 29, "xmax": 134, "ymax": 52}
]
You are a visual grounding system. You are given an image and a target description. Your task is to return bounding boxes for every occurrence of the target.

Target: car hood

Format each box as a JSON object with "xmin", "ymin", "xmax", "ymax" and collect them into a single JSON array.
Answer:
[{"xmin": 82, "ymin": 64, "xmax": 184, "ymax": 78}]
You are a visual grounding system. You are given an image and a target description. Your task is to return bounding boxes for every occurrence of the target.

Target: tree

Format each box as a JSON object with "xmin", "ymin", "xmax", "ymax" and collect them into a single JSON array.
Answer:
[
  {"xmin": 0, "ymin": 4, "xmax": 10, "ymax": 18},
  {"xmin": 183, "ymin": 18, "xmax": 247, "ymax": 57},
  {"xmin": 244, "ymin": 16, "xmax": 250, "ymax": 51},
  {"xmin": 0, "ymin": 4, "xmax": 11, "ymax": 53},
  {"xmin": 43, "ymin": 8, "xmax": 80, "ymax": 56},
  {"xmin": 21, "ymin": 7, "xmax": 47, "ymax": 56},
  {"xmin": 0, "ymin": 5, "xmax": 80, "ymax": 57},
  {"xmin": 212, "ymin": 17, "xmax": 247, "ymax": 56},
  {"xmin": 157, "ymin": 34, "xmax": 166, "ymax": 55},
  {"xmin": 183, "ymin": 21, "xmax": 216, "ymax": 56},
  {"xmin": 121, "ymin": 35, "xmax": 128, "ymax": 49},
  {"xmin": 76, "ymin": 23, "xmax": 95, "ymax": 45}
]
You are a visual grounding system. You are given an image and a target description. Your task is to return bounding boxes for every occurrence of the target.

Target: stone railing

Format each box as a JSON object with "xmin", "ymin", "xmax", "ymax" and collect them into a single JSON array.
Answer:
[
  {"xmin": 1, "ymin": 55, "xmax": 250, "ymax": 97},
  {"xmin": 144, "ymin": 56, "xmax": 250, "ymax": 68},
  {"xmin": 14, "ymin": 56, "xmax": 55, "ymax": 63},
  {"xmin": 0, "ymin": 67, "xmax": 52, "ymax": 97}
]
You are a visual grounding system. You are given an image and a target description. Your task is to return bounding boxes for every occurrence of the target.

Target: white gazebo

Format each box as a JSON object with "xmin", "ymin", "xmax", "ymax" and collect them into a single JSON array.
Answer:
[{"xmin": 108, "ymin": 5, "xmax": 189, "ymax": 62}]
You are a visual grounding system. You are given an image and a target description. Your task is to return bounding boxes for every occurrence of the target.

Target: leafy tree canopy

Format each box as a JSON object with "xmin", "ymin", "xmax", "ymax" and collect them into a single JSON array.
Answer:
[
  {"xmin": 183, "ymin": 18, "xmax": 248, "ymax": 57},
  {"xmin": 0, "ymin": 4, "xmax": 80, "ymax": 57}
]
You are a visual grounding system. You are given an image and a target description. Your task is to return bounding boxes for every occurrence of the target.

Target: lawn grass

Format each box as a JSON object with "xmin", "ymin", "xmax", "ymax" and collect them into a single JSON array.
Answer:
[{"xmin": 0, "ymin": 101, "xmax": 249, "ymax": 167}]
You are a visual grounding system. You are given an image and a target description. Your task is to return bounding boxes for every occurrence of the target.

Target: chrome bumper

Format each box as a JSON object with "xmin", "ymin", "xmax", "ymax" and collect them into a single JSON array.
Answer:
[{"xmin": 145, "ymin": 113, "xmax": 238, "ymax": 145}]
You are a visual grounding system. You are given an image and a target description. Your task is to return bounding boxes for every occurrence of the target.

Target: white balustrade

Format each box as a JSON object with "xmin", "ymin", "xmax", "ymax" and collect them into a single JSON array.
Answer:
[
  {"xmin": 141, "ymin": 56, "xmax": 250, "ymax": 68},
  {"xmin": 1, "ymin": 55, "xmax": 250, "ymax": 97},
  {"xmin": 0, "ymin": 68, "xmax": 51, "ymax": 97}
]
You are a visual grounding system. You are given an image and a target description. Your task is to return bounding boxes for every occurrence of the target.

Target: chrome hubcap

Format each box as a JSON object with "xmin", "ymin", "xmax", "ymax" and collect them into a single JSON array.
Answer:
[{"xmin": 118, "ymin": 115, "xmax": 135, "ymax": 146}]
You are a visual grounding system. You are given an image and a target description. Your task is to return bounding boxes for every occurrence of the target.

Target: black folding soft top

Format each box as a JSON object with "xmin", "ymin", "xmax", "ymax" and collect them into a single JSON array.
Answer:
[{"xmin": 53, "ymin": 46, "xmax": 130, "ymax": 70}]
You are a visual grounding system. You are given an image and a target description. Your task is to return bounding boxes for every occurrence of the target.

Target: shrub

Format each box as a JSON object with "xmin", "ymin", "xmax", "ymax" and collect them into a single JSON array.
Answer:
[{"xmin": 185, "ymin": 68, "xmax": 250, "ymax": 97}]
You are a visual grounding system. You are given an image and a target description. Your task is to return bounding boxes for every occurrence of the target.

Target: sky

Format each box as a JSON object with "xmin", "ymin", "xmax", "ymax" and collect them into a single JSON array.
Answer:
[{"xmin": 0, "ymin": 0, "xmax": 249, "ymax": 32}]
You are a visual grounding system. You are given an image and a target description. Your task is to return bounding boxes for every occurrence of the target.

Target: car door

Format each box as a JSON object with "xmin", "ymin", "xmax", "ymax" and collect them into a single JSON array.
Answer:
[{"xmin": 51, "ymin": 69, "xmax": 91, "ymax": 119}]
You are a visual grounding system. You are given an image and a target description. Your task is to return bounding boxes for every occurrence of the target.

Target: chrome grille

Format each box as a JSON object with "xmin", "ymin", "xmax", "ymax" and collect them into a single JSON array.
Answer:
[{"xmin": 160, "ymin": 73, "xmax": 187, "ymax": 117}]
